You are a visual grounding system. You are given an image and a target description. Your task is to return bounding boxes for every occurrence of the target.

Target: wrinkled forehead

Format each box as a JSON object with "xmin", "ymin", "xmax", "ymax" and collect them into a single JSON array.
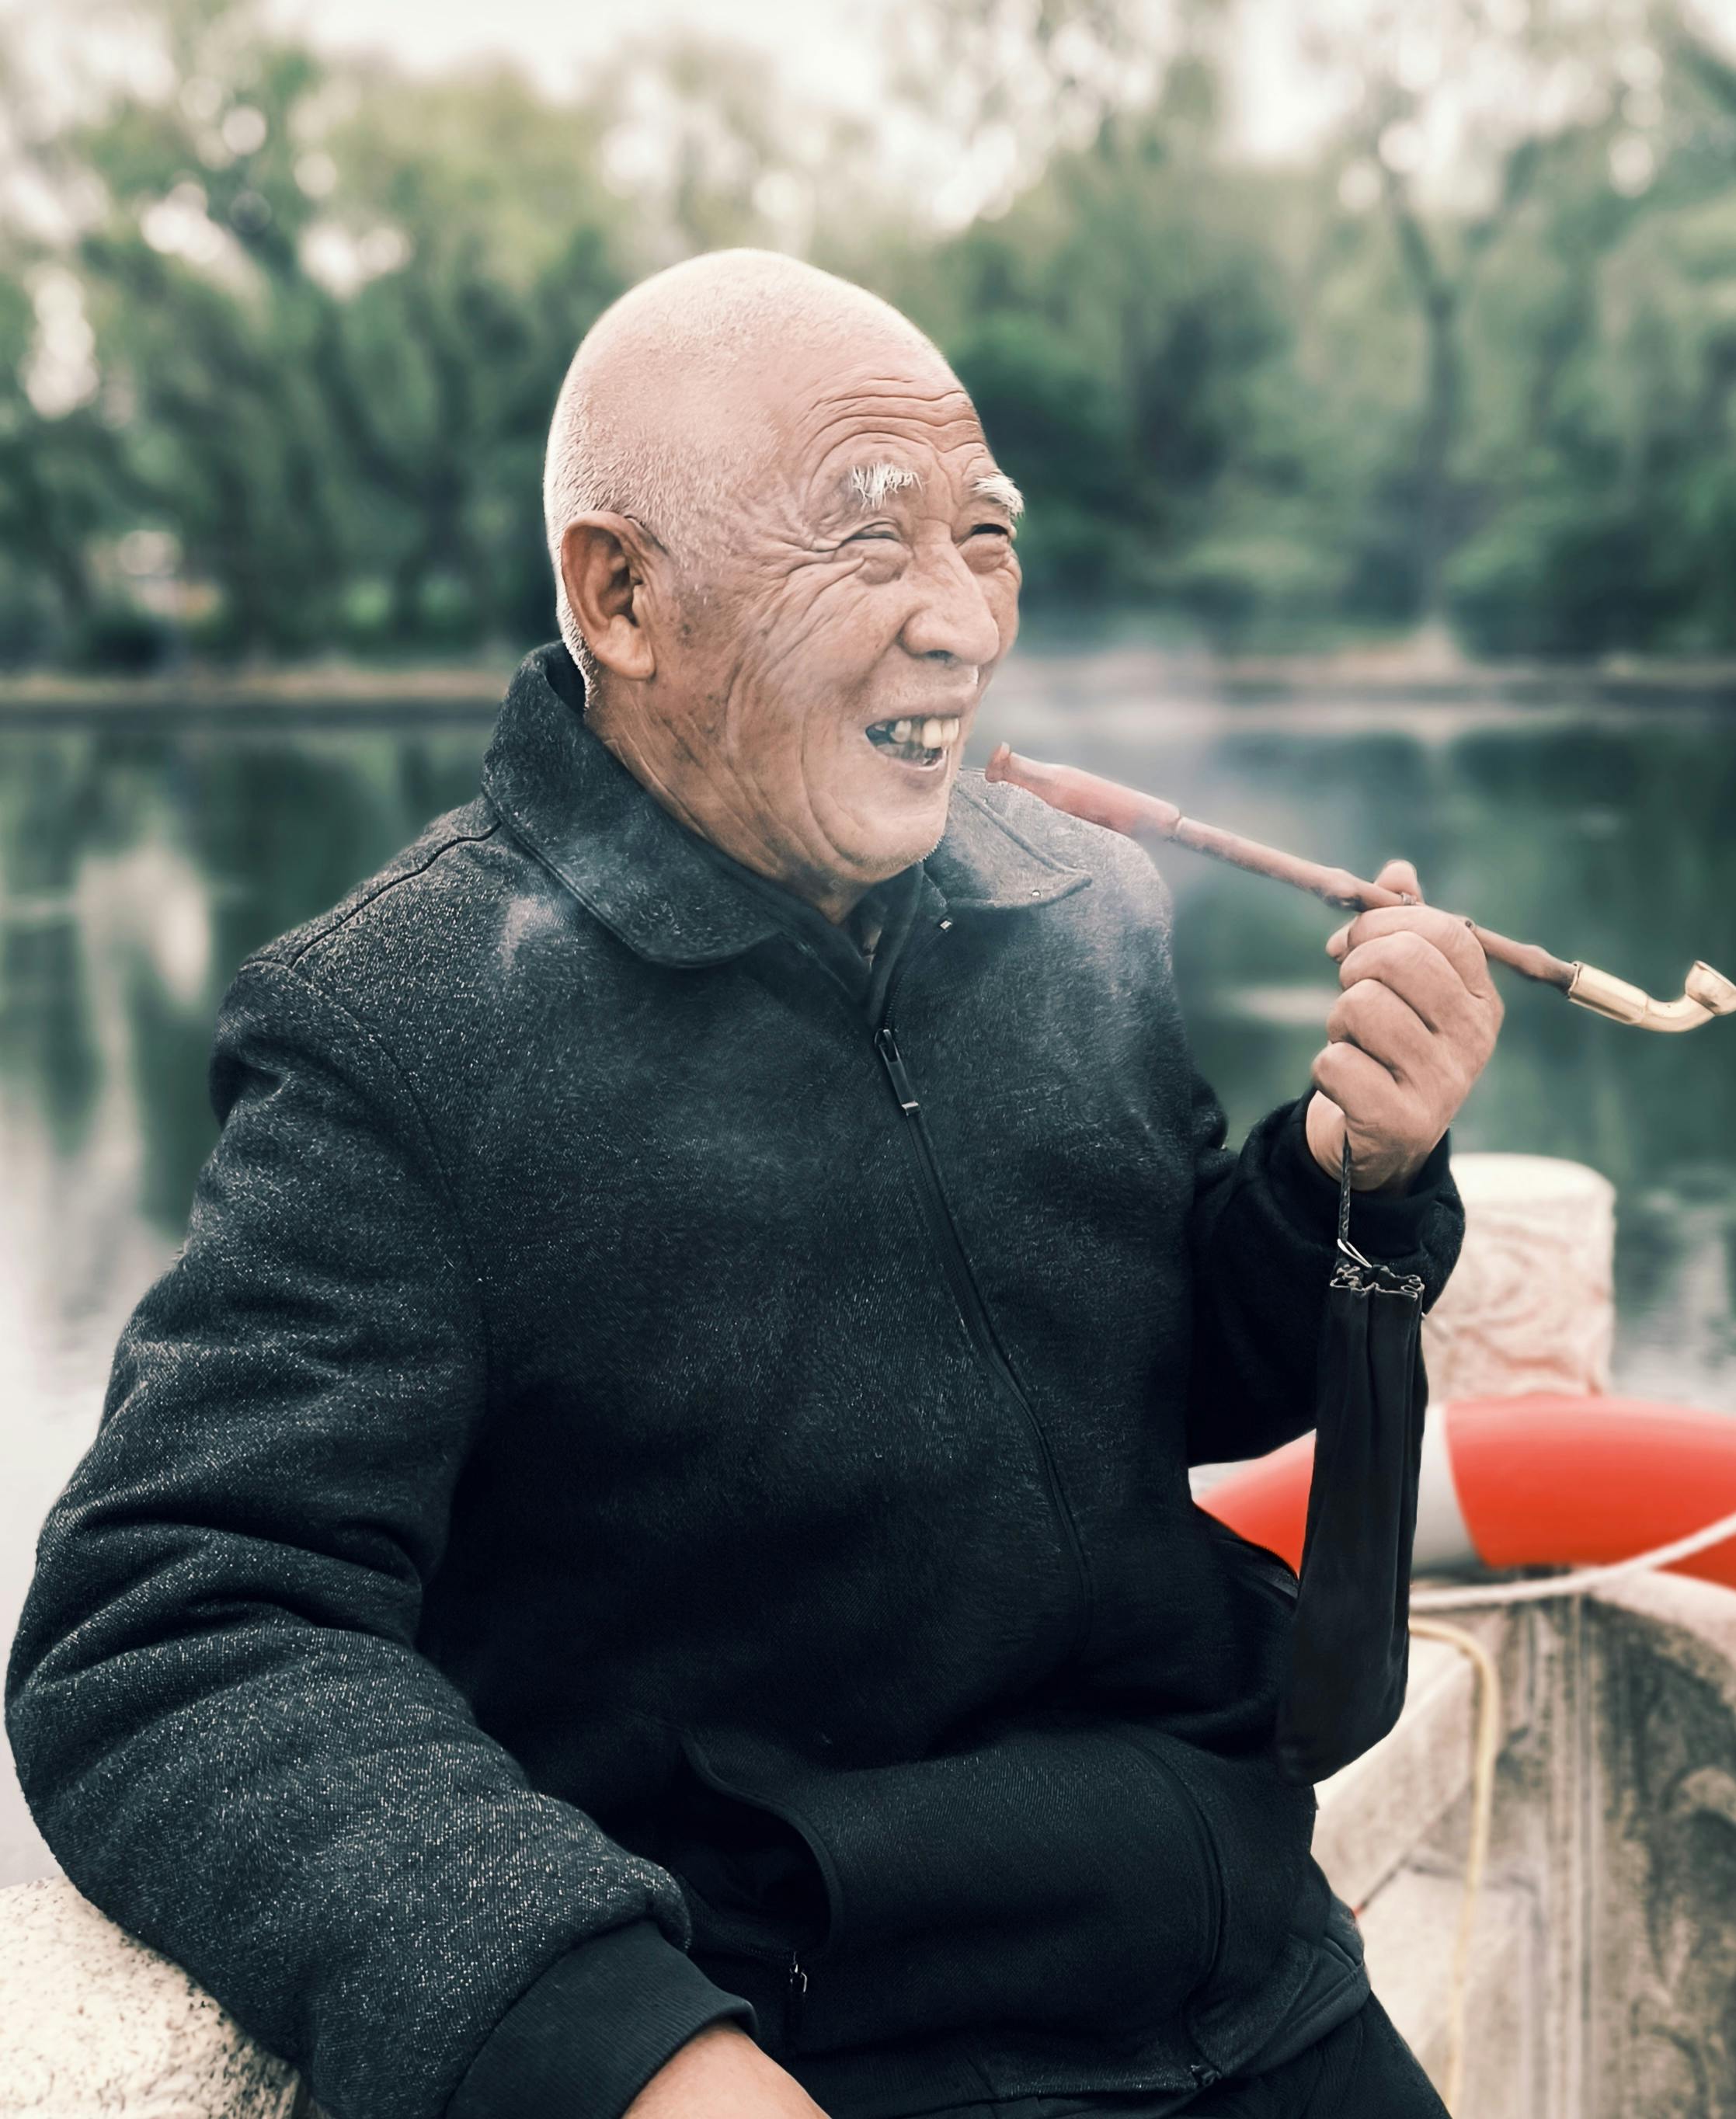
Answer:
[{"xmin": 805, "ymin": 389, "xmax": 1004, "ymax": 527}]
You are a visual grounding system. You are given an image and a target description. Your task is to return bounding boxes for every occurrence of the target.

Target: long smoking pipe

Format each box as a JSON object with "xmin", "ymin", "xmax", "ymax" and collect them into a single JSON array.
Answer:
[{"xmin": 986, "ymin": 744, "xmax": 1736, "ymax": 1034}]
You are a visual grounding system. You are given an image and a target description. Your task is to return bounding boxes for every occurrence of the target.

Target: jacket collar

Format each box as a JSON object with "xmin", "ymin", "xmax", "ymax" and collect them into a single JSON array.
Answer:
[{"xmin": 481, "ymin": 644, "xmax": 1089, "ymax": 966}]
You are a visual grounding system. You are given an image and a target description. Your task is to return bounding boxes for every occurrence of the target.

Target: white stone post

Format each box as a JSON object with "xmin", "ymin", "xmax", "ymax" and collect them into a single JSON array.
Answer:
[{"xmin": 1421, "ymin": 1151, "xmax": 1616, "ymax": 1403}]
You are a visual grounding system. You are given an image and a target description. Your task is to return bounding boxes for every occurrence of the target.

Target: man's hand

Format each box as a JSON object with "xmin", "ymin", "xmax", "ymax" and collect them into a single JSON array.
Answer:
[
  {"xmin": 1304, "ymin": 858, "xmax": 1502, "ymax": 1195},
  {"xmin": 624, "ymin": 2024, "xmax": 830, "ymax": 2119}
]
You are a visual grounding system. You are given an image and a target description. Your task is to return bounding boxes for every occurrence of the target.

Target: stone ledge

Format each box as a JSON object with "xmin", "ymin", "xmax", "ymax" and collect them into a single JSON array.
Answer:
[
  {"xmin": 1314, "ymin": 1609, "xmax": 1519, "ymax": 1912},
  {"xmin": 0, "ymin": 1877, "xmax": 298, "ymax": 2118},
  {"xmin": 1357, "ymin": 1863, "xmax": 1538, "ymax": 2118},
  {"xmin": 1588, "ymin": 1564, "xmax": 1736, "ymax": 1668}
]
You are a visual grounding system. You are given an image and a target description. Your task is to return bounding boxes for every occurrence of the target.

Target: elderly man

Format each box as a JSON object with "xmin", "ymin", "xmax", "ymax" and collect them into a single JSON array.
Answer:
[{"xmin": 7, "ymin": 252, "xmax": 1496, "ymax": 2119}]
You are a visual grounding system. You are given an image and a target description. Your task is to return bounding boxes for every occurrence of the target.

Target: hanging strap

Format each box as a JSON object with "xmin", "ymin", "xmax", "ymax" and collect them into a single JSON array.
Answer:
[
  {"xmin": 1337, "ymin": 1136, "xmax": 1358, "ymax": 1255},
  {"xmin": 1334, "ymin": 1134, "xmax": 1424, "ymax": 1297}
]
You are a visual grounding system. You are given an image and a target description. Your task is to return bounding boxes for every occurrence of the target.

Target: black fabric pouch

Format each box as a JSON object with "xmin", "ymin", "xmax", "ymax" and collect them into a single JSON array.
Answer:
[{"xmin": 1274, "ymin": 1143, "xmax": 1428, "ymax": 1785}]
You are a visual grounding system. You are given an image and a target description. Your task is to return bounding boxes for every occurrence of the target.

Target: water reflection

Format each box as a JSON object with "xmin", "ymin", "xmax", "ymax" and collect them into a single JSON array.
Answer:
[{"xmin": 1, "ymin": 680, "xmax": 1733, "ymax": 1879}]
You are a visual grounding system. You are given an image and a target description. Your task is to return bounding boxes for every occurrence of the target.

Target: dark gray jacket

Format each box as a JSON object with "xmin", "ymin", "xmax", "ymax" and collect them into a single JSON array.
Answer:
[{"xmin": 6, "ymin": 645, "xmax": 1461, "ymax": 2119}]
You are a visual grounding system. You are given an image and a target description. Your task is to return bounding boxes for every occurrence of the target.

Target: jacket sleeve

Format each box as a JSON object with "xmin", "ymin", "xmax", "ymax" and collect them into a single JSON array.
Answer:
[
  {"xmin": 1182, "ymin": 1077, "xmax": 1463, "ymax": 1468},
  {"xmin": 4, "ymin": 958, "xmax": 752, "ymax": 2119}
]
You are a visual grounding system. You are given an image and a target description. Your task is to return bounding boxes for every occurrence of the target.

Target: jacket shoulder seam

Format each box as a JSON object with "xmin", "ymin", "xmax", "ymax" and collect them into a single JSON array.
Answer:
[
  {"xmin": 481, "ymin": 794, "xmax": 596, "ymax": 920},
  {"xmin": 274, "ymin": 818, "xmax": 501, "ymax": 970}
]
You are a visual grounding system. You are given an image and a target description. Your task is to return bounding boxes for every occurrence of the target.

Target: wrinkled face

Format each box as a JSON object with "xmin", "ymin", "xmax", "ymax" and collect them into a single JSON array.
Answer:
[{"xmin": 591, "ymin": 341, "xmax": 1022, "ymax": 920}]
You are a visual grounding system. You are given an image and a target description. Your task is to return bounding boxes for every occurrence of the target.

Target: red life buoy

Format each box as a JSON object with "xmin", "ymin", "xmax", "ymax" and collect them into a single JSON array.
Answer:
[{"xmin": 1200, "ymin": 1393, "xmax": 1736, "ymax": 1592}]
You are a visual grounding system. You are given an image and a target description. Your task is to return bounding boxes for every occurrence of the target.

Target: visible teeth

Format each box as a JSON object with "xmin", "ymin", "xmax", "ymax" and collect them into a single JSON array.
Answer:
[{"xmin": 868, "ymin": 712, "xmax": 962, "ymax": 757}]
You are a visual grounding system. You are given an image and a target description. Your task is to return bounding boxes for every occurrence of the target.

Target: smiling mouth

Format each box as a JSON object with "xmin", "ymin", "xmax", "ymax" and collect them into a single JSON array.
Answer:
[{"xmin": 865, "ymin": 715, "xmax": 962, "ymax": 770}]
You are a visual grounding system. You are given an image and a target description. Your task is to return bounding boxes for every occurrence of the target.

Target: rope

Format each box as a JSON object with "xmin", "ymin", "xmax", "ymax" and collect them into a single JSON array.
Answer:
[
  {"xmin": 1407, "ymin": 1502, "xmax": 1736, "ymax": 1610},
  {"xmin": 1404, "ymin": 1617, "xmax": 1503, "ymax": 2115}
]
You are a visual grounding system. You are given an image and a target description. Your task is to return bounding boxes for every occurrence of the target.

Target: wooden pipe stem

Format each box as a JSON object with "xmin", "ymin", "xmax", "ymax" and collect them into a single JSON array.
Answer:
[{"xmin": 986, "ymin": 744, "xmax": 1578, "ymax": 993}]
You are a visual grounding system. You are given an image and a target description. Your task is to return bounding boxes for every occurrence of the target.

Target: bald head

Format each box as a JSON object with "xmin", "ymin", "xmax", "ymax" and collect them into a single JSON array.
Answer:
[{"xmin": 543, "ymin": 250, "xmax": 955, "ymax": 669}]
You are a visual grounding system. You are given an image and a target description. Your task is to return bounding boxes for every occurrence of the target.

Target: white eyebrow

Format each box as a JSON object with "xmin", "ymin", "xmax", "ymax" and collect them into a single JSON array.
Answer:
[
  {"xmin": 972, "ymin": 471, "xmax": 1024, "ymax": 518},
  {"xmin": 849, "ymin": 461, "xmax": 920, "ymax": 510}
]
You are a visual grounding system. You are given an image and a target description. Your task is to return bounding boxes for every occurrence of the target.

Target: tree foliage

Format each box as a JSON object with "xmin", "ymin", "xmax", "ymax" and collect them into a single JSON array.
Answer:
[{"xmin": 5, "ymin": 0, "xmax": 1736, "ymax": 665}]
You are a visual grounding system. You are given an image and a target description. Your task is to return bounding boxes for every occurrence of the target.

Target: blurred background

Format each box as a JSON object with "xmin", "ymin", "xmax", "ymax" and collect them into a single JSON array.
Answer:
[{"xmin": 2, "ymin": 0, "xmax": 1734, "ymax": 1883}]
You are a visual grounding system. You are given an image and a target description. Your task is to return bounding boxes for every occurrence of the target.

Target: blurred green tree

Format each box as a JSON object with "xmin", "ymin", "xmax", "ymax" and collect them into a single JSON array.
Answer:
[
  {"xmin": 1439, "ymin": 18, "xmax": 1736, "ymax": 652},
  {"xmin": 2, "ymin": 0, "xmax": 635, "ymax": 660},
  {"xmin": 908, "ymin": 72, "xmax": 1336, "ymax": 642},
  {"xmin": 5, "ymin": 0, "xmax": 1736, "ymax": 665}
]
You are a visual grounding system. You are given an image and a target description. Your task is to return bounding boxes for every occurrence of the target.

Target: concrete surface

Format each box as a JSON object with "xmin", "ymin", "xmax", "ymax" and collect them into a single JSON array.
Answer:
[{"xmin": 0, "ymin": 1877, "xmax": 300, "ymax": 2117}]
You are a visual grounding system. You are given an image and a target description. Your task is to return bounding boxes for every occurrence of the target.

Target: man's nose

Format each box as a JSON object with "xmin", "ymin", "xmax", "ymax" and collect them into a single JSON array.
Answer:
[{"xmin": 899, "ymin": 540, "xmax": 1004, "ymax": 670}]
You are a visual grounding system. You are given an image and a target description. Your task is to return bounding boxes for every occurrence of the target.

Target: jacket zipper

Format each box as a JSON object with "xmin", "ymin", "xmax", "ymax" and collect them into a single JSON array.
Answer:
[
  {"xmin": 673, "ymin": 1736, "xmax": 819, "ymax": 2039},
  {"xmin": 684, "ymin": 1919, "xmax": 807, "ymax": 2042},
  {"xmin": 871, "ymin": 1010, "xmax": 1093, "ymax": 1665}
]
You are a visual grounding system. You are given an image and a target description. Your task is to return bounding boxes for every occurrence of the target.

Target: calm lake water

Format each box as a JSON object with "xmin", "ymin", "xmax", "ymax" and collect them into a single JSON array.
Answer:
[{"xmin": 3, "ymin": 659, "xmax": 1734, "ymax": 1881}]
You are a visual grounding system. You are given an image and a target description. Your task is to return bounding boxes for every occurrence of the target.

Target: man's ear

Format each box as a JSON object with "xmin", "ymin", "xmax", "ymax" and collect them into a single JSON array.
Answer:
[{"xmin": 560, "ymin": 514, "xmax": 659, "ymax": 681}]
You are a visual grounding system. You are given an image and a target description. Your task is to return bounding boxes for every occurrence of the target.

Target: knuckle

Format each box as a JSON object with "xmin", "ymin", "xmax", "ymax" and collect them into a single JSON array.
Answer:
[
  {"xmin": 1397, "ymin": 927, "xmax": 1442, "ymax": 973},
  {"xmin": 1313, "ymin": 1041, "xmax": 1353, "ymax": 1089},
  {"xmin": 1363, "ymin": 926, "xmax": 1424, "ymax": 976},
  {"xmin": 1428, "ymin": 924, "xmax": 1463, "ymax": 965}
]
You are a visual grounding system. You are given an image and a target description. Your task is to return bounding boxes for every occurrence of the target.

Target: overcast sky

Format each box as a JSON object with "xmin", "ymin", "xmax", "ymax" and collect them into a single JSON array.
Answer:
[
  {"xmin": 260, "ymin": 0, "xmax": 1736, "ymax": 156},
  {"xmin": 267, "ymin": 0, "xmax": 889, "ymax": 110},
  {"xmin": 9, "ymin": 0, "xmax": 1736, "ymax": 174},
  {"xmin": 265, "ymin": 0, "xmax": 1331, "ymax": 158}
]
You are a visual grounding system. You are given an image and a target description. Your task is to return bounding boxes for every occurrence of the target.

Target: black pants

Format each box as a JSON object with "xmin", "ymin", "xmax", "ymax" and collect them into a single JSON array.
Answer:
[{"xmin": 923, "ymin": 1995, "xmax": 1450, "ymax": 2119}]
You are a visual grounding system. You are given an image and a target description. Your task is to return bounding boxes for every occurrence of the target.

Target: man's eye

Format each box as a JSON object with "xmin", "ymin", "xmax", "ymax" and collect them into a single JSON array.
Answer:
[
  {"xmin": 969, "ymin": 523, "xmax": 1012, "ymax": 540},
  {"xmin": 845, "ymin": 524, "xmax": 900, "ymax": 544}
]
